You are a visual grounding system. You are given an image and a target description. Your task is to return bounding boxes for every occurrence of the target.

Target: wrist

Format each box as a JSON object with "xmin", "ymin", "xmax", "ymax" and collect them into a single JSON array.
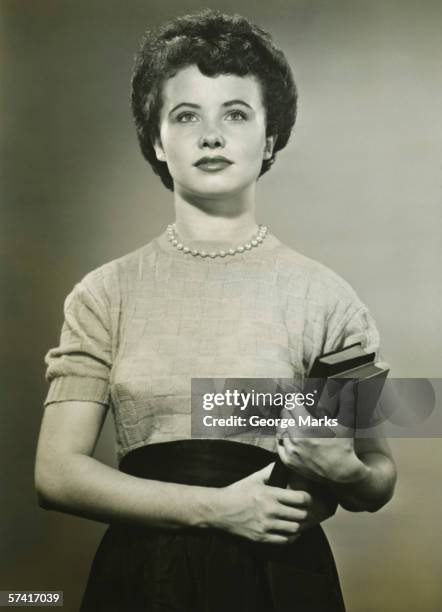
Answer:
[{"xmin": 192, "ymin": 486, "xmax": 226, "ymax": 530}]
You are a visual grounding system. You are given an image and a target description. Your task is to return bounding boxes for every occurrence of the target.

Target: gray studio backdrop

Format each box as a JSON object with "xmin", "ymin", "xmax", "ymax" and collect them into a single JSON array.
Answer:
[{"xmin": 2, "ymin": 1, "xmax": 442, "ymax": 611}]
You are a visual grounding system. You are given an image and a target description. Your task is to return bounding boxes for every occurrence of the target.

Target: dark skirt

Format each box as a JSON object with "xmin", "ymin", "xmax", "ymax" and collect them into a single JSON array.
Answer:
[{"xmin": 81, "ymin": 440, "xmax": 346, "ymax": 612}]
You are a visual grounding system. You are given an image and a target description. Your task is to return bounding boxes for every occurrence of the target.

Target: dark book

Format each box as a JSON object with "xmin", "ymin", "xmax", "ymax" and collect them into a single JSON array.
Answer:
[
  {"xmin": 304, "ymin": 342, "xmax": 389, "ymax": 420},
  {"xmin": 309, "ymin": 342, "xmax": 376, "ymax": 378},
  {"xmin": 268, "ymin": 343, "xmax": 389, "ymax": 488}
]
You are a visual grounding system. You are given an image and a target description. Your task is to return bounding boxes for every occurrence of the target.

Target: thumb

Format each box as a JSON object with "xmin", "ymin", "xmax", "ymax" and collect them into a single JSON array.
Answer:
[{"xmin": 242, "ymin": 462, "xmax": 275, "ymax": 484}]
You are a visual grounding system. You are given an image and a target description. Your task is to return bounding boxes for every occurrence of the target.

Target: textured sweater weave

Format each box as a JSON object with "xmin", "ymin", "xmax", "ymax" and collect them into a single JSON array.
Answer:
[{"xmin": 44, "ymin": 231, "xmax": 380, "ymax": 461}]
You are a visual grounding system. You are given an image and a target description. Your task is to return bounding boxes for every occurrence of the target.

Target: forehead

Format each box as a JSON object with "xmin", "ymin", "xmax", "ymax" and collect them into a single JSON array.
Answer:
[{"xmin": 161, "ymin": 65, "xmax": 264, "ymax": 110}]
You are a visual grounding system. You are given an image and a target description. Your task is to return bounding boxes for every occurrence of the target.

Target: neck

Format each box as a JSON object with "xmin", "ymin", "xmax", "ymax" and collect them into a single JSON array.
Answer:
[{"xmin": 173, "ymin": 185, "xmax": 258, "ymax": 244}]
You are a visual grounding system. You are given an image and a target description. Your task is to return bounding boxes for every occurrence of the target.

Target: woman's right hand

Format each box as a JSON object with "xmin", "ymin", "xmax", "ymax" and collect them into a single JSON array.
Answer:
[{"xmin": 213, "ymin": 463, "xmax": 310, "ymax": 544}]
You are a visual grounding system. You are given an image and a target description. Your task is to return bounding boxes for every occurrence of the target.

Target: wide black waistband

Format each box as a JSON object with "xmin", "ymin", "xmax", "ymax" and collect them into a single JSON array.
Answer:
[{"xmin": 119, "ymin": 439, "xmax": 277, "ymax": 488}]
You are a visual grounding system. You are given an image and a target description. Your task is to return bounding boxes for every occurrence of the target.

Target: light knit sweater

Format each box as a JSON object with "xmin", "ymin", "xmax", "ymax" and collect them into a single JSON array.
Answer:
[{"xmin": 44, "ymin": 231, "xmax": 380, "ymax": 462}]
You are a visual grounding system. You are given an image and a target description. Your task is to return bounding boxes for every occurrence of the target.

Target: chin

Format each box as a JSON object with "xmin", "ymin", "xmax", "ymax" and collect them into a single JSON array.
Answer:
[
  {"xmin": 187, "ymin": 184, "xmax": 249, "ymax": 201},
  {"xmin": 177, "ymin": 174, "xmax": 258, "ymax": 200}
]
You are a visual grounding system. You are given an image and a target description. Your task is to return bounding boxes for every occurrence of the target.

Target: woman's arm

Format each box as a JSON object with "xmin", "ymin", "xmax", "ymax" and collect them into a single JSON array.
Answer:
[
  {"xmin": 35, "ymin": 401, "xmax": 220, "ymax": 529},
  {"xmin": 328, "ymin": 437, "xmax": 397, "ymax": 512},
  {"xmin": 35, "ymin": 401, "xmax": 312, "ymax": 543},
  {"xmin": 278, "ymin": 434, "xmax": 397, "ymax": 513},
  {"xmin": 278, "ymin": 374, "xmax": 397, "ymax": 513}
]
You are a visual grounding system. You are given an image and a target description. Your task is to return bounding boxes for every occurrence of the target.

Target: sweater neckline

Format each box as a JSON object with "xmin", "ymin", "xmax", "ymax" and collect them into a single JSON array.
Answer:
[{"xmin": 153, "ymin": 229, "xmax": 282, "ymax": 264}]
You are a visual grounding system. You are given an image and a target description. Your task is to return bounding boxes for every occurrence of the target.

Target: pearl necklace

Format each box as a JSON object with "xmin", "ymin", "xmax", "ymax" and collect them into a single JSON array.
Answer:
[{"xmin": 166, "ymin": 223, "xmax": 268, "ymax": 258}]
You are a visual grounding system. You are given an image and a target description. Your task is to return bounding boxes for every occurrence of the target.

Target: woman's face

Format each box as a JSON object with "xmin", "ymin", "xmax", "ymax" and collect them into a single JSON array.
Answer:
[{"xmin": 153, "ymin": 65, "xmax": 275, "ymax": 199}]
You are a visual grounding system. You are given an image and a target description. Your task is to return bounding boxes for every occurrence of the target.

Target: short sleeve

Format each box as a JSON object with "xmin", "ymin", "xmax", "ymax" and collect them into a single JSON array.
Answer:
[
  {"xmin": 44, "ymin": 280, "xmax": 112, "ymax": 407},
  {"xmin": 326, "ymin": 306, "xmax": 381, "ymax": 358},
  {"xmin": 341, "ymin": 307, "xmax": 380, "ymax": 355}
]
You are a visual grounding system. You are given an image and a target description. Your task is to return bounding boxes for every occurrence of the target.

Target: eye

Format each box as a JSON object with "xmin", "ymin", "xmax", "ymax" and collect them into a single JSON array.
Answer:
[
  {"xmin": 225, "ymin": 109, "xmax": 248, "ymax": 121},
  {"xmin": 176, "ymin": 112, "xmax": 199, "ymax": 123}
]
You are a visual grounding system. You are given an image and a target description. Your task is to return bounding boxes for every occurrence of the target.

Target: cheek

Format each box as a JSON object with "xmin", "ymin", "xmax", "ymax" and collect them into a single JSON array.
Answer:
[
  {"xmin": 237, "ymin": 127, "xmax": 267, "ymax": 160},
  {"xmin": 160, "ymin": 125, "xmax": 185, "ymax": 156},
  {"xmin": 162, "ymin": 135, "xmax": 190, "ymax": 167},
  {"xmin": 240, "ymin": 139, "xmax": 267, "ymax": 167}
]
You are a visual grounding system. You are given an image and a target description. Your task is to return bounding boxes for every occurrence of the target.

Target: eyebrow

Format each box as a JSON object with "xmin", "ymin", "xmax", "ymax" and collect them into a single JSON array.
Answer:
[
  {"xmin": 222, "ymin": 100, "xmax": 253, "ymax": 110},
  {"xmin": 169, "ymin": 99, "xmax": 253, "ymax": 115}
]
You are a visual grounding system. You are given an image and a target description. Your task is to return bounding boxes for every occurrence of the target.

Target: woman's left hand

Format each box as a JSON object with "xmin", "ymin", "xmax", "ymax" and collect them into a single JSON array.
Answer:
[
  {"xmin": 278, "ymin": 381, "xmax": 370, "ymax": 485},
  {"xmin": 279, "ymin": 435, "xmax": 368, "ymax": 485}
]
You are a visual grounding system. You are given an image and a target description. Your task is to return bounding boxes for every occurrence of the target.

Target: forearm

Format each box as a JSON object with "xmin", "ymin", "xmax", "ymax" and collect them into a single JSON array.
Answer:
[
  {"xmin": 331, "ymin": 451, "xmax": 397, "ymax": 513},
  {"xmin": 36, "ymin": 453, "xmax": 221, "ymax": 530}
]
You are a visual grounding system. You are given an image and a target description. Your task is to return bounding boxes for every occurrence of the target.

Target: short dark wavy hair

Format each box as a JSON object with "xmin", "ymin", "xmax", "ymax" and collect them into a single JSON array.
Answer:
[{"xmin": 131, "ymin": 10, "xmax": 298, "ymax": 191}]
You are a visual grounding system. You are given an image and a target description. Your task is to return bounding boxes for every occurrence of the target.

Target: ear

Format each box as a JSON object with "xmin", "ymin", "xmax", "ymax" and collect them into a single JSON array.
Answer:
[
  {"xmin": 263, "ymin": 135, "xmax": 277, "ymax": 160},
  {"xmin": 153, "ymin": 137, "xmax": 167, "ymax": 162}
]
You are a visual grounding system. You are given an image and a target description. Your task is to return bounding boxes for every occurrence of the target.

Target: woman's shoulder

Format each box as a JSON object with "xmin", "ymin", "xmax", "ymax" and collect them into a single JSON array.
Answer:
[
  {"xmin": 70, "ymin": 240, "xmax": 158, "ymax": 305},
  {"xmin": 273, "ymin": 239, "xmax": 379, "ymax": 353},
  {"xmin": 273, "ymin": 238, "xmax": 361, "ymax": 306}
]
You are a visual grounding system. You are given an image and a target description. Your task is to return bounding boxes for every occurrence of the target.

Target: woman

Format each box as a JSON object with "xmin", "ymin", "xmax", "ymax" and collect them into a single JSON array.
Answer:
[{"xmin": 35, "ymin": 10, "xmax": 396, "ymax": 611}]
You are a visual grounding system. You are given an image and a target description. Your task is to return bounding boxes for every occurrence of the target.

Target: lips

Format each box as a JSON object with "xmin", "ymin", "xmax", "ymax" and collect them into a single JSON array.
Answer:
[{"xmin": 194, "ymin": 156, "xmax": 233, "ymax": 172}]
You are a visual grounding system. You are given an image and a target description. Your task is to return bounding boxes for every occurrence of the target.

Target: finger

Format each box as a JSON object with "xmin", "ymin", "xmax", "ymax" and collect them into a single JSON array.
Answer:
[
  {"xmin": 272, "ymin": 506, "xmax": 308, "ymax": 522},
  {"xmin": 275, "ymin": 488, "xmax": 312, "ymax": 508},
  {"xmin": 262, "ymin": 533, "xmax": 299, "ymax": 546},
  {"xmin": 277, "ymin": 439, "xmax": 309, "ymax": 475},
  {"xmin": 268, "ymin": 519, "xmax": 301, "ymax": 535},
  {"xmin": 278, "ymin": 437, "xmax": 295, "ymax": 461}
]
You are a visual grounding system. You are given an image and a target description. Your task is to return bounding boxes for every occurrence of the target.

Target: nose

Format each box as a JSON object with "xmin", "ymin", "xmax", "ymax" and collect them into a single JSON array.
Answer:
[{"xmin": 198, "ymin": 122, "xmax": 225, "ymax": 149}]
